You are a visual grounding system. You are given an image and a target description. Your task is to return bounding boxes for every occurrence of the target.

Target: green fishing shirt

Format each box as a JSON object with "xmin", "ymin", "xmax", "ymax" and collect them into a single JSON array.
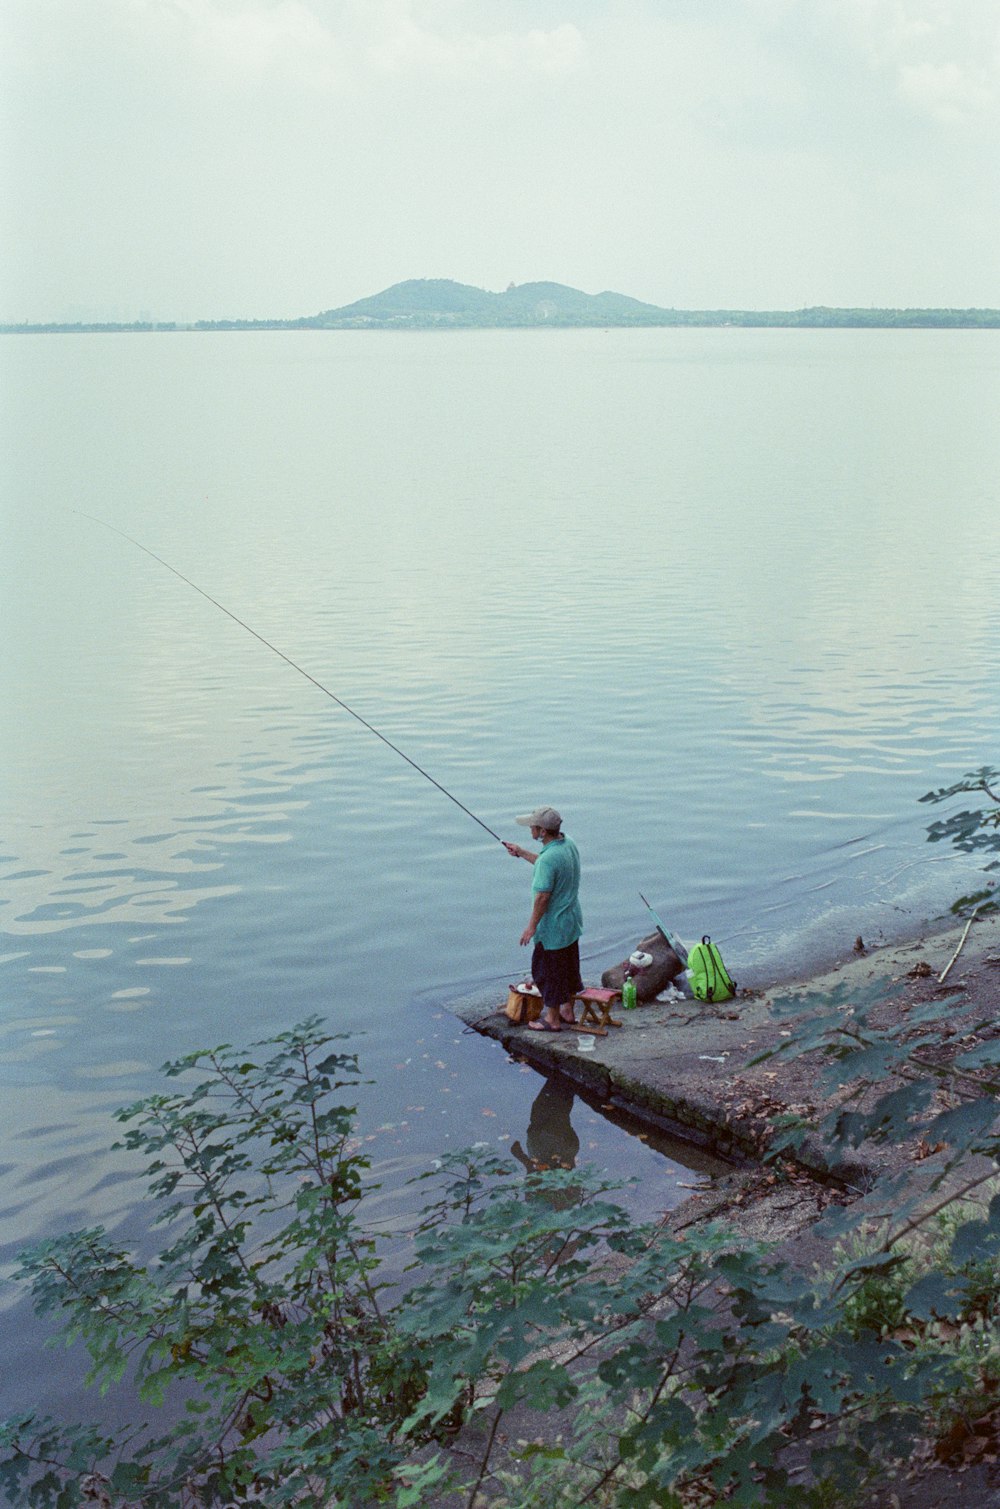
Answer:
[{"xmin": 532, "ymin": 835, "xmax": 583, "ymax": 950}]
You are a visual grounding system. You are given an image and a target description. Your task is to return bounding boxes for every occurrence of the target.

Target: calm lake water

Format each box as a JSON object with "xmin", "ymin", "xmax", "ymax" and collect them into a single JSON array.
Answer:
[{"xmin": 2, "ymin": 328, "xmax": 999, "ymax": 1423}]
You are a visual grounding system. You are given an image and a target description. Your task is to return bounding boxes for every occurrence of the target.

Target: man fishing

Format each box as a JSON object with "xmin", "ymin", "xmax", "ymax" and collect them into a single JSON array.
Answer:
[{"xmin": 504, "ymin": 806, "xmax": 583, "ymax": 1032}]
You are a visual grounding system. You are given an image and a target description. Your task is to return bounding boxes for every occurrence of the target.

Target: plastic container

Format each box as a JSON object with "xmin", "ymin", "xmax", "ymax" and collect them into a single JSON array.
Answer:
[
  {"xmin": 622, "ymin": 975, "xmax": 638, "ymax": 1011},
  {"xmin": 577, "ymin": 1035, "xmax": 596, "ymax": 1052}
]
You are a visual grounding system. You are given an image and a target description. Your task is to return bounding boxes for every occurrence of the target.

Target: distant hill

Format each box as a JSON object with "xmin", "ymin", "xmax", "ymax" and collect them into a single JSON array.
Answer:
[
  {"xmin": 3, "ymin": 282, "xmax": 999, "ymax": 332},
  {"xmin": 299, "ymin": 278, "xmax": 687, "ymax": 329}
]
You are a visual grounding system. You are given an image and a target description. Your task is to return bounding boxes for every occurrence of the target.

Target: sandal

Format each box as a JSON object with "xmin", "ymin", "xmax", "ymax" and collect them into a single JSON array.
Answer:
[{"xmin": 527, "ymin": 1019, "xmax": 561, "ymax": 1032}]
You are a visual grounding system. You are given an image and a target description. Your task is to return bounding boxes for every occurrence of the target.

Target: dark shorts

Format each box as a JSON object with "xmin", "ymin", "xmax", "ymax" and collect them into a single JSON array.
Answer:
[{"xmin": 531, "ymin": 940, "xmax": 583, "ymax": 1012}]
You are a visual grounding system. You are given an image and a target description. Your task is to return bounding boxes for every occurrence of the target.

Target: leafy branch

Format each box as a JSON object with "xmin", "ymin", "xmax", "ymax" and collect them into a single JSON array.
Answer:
[
  {"xmin": 920, "ymin": 766, "xmax": 1000, "ymax": 894},
  {"xmin": 7, "ymin": 998, "xmax": 1000, "ymax": 1506}
]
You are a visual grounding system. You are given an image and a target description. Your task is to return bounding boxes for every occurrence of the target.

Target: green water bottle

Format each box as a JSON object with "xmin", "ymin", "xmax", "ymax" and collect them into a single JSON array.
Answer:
[{"xmin": 622, "ymin": 974, "xmax": 637, "ymax": 1011}]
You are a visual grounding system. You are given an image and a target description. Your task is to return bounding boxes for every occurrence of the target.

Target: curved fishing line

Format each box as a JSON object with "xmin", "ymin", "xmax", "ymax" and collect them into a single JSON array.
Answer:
[{"xmin": 73, "ymin": 508, "xmax": 504, "ymax": 844}]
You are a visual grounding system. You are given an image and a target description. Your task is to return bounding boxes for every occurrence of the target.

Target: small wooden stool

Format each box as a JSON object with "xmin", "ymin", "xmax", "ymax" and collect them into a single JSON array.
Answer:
[{"xmin": 575, "ymin": 987, "xmax": 623, "ymax": 1030}]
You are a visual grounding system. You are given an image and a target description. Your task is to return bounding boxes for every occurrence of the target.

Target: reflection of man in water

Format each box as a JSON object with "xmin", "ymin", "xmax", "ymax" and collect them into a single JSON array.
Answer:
[{"xmin": 510, "ymin": 1075, "xmax": 580, "ymax": 1173}]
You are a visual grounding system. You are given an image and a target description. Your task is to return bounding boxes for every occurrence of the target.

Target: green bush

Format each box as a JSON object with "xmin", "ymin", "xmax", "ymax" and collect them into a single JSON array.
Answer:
[{"xmin": 4, "ymin": 1001, "xmax": 1000, "ymax": 1507}]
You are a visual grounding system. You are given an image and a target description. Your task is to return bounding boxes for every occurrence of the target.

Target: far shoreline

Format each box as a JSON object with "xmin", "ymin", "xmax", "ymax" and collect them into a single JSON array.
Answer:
[{"xmin": 4, "ymin": 312, "xmax": 1000, "ymax": 335}]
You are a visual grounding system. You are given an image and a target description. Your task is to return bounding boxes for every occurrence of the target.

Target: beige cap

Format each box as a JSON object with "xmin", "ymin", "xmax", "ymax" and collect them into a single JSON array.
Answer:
[{"xmin": 515, "ymin": 807, "xmax": 562, "ymax": 831}]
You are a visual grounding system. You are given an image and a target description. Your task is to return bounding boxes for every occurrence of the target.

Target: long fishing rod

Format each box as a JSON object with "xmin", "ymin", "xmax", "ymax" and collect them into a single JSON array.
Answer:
[{"xmin": 73, "ymin": 509, "xmax": 505, "ymax": 844}]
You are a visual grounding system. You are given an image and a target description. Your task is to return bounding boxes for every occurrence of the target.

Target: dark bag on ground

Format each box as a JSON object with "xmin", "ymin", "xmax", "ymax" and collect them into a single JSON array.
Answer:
[
  {"xmin": 687, "ymin": 936, "xmax": 737, "ymax": 1003},
  {"xmin": 601, "ymin": 930, "xmax": 683, "ymax": 1002}
]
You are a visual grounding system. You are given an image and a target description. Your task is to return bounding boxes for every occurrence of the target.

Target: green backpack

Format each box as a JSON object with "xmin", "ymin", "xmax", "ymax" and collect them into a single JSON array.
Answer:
[{"xmin": 687, "ymin": 936, "xmax": 737, "ymax": 1003}]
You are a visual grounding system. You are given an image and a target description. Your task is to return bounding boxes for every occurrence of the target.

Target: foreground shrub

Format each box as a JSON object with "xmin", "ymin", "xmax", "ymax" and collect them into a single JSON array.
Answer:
[{"xmin": 3, "ymin": 1008, "xmax": 1000, "ymax": 1507}]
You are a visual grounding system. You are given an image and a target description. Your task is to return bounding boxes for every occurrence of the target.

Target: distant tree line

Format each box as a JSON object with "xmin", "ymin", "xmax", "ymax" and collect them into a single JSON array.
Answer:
[{"xmin": 3, "ymin": 307, "xmax": 999, "ymax": 333}]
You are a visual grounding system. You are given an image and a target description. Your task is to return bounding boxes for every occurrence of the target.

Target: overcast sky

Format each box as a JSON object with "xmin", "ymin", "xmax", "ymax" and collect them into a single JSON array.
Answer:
[{"xmin": 1, "ymin": 0, "xmax": 997, "ymax": 322}]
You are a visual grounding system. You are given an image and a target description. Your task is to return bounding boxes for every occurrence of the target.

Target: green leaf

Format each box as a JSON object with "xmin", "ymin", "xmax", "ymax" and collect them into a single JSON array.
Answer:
[
  {"xmin": 831, "ymin": 1082, "xmax": 932, "ymax": 1148},
  {"xmin": 954, "ymin": 1039, "xmax": 1000, "ymax": 1070},
  {"xmin": 821, "ymin": 1041, "xmax": 901, "ymax": 1088},
  {"xmin": 924, "ymin": 1096, "xmax": 998, "ymax": 1151},
  {"xmin": 904, "ymin": 1272, "xmax": 964, "ymax": 1321}
]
